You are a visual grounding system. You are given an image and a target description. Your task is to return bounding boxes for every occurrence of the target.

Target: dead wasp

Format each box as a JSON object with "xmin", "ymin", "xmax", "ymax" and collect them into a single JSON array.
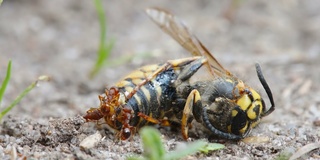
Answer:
[
  {"xmin": 84, "ymin": 57, "xmax": 206, "ymax": 140},
  {"xmin": 146, "ymin": 8, "xmax": 275, "ymax": 140},
  {"xmin": 84, "ymin": 8, "xmax": 275, "ymax": 141}
]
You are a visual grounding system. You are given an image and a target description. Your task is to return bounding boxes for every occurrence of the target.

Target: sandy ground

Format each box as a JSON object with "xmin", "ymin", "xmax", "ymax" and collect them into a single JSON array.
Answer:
[{"xmin": 0, "ymin": 0, "xmax": 320, "ymax": 159}]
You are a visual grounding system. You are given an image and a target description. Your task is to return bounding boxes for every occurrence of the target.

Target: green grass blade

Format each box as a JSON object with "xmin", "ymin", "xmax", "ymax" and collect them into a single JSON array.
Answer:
[
  {"xmin": 89, "ymin": 0, "xmax": 115, "ymax": 79},
  {"xmin": 105, "ymin": 52, "xmax": 153, "ymax": 68},
  {"xmin": 94, "ymin": 0, "xmax": 106, "ymax": 46},
  {"xmin": 199, "ymin": 142, "xmax": 225, "ymax": 154},
  {"xmin": 0, "ymin": 60, "xmax": 12, "ymax": 105},
  {"xmin": 90, "ymin": 38, "xmax": 115, "ymax": 77},
  {"xmin": 128, "ymin": 126, "xmax": 225, "ymax": 160},
  {"xmin": 164, "ymin": 140, "xmax": 207, "ymax": 160},
  {"xmin": 140, "ymin": 127, "xmax": 166, "ymax": 160},
  {"xmin": 0, "ymin": 75, "xmax": 50, "ymax": 121}
]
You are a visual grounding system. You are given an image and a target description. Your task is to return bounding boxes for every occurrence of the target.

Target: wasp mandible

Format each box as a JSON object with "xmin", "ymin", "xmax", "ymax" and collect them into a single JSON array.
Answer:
[{"xmin": 84, "ymin": 8, "xmax": 275, "ymax": 141}]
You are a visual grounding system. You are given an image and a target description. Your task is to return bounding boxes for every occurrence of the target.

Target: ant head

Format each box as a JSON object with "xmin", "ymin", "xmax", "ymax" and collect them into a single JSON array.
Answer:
[
  {"xmin": 84, "ymin": 87, "xmax": 121, "ymax": 122},
  {"xmin": 120, "ymin": 127, "xmax": 132, "ymax": 140}
]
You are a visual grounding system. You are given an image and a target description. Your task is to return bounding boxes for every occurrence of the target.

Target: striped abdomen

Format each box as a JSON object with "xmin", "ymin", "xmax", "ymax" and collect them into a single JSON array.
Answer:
[{"xmin": 115, "ymin": 64, "xmax": 179, "ymax": 127}]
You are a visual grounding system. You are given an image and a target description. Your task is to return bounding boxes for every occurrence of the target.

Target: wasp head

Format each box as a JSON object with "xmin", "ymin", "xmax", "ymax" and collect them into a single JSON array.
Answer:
[
  {"xmin": 228, "ymin": 63, "xmax": 275, "ymax": 138},
  {"xmin": 201, "ymin": 64, "xmax": 274, "ymax": 140}
]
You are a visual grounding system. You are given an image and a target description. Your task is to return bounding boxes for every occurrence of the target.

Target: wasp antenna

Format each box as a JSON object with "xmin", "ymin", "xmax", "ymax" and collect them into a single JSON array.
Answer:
[{"xmin": 255, "ymin": 63, "xmax": 275, "ymax": 116}]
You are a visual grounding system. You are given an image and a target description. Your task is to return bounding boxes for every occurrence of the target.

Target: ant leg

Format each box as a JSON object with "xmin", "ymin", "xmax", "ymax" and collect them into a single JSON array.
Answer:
[{"xmin": 138, "ymin": 112, "xmax": 171, "ymax": 127}]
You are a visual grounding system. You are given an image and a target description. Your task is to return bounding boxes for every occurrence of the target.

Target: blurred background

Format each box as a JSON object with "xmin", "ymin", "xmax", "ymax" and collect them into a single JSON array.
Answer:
[
  {"xmin": 0, "ymin": 0, "xmax": 320, "ymax": 159},
  {"xmin": 0, "ymin": 0, "xmax": 319, "ymax": 133}
]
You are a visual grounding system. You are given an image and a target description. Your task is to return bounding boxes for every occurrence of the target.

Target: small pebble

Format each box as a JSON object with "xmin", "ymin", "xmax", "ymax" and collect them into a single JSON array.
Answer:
[{"xmin": 80, "ymin": 131, "xmax": 102, "ymax": 150}]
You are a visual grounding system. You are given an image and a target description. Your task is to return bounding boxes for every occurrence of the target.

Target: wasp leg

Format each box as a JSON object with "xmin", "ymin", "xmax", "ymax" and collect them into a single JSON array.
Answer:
[
  {"xmin": 175, "ymin": 57, "xmax": 208, "ymax": 98},
  {"xmin": 138, "ymin": 112, "xmax": 171, "ymax": 126},
  {"xmin": 176, "ymin": 57, "xmax": 208, "ymax": 82},
  {"xmin": 181, "ymin": 89, "xmax": 202, "ymax": 140},
  {"xmin": 126, "ymin": 56, "xmax": 205, "ymax": 101}
]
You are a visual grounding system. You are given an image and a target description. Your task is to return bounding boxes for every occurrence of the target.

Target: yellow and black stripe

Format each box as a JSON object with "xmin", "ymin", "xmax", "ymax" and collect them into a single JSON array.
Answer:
[
  {"xmin": 114, "ymin": 57, "xmax": 206, "ymax": 128},
  {"xmin": 116, "ymin": 64, "xmax": 179, "ymax": 127}
]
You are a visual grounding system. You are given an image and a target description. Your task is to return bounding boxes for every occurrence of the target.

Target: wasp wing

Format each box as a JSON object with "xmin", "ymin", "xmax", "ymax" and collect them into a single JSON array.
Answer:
[{"xmin": 146, "ymin": 7, "xmax": 233, "ymax": 77}]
